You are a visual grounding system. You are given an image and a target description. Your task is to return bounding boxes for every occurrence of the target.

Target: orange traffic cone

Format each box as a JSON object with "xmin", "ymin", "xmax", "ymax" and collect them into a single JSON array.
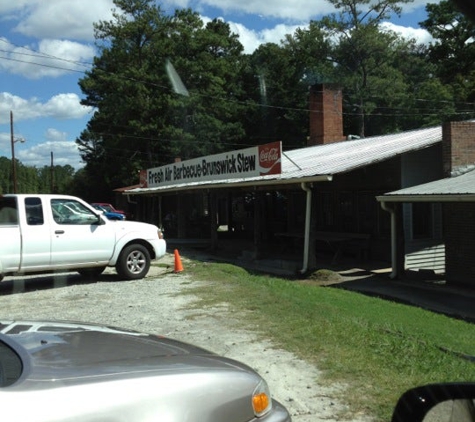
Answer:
[{"xmin": 174, "ymin": 249, "xmax": 184, "ymax": 273}]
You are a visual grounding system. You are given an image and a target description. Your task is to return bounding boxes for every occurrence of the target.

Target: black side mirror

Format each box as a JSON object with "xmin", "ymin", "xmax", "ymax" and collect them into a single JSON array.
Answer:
[{"xmin": 391, "ymin": 383, "xmax": 475, "ymax": 422}]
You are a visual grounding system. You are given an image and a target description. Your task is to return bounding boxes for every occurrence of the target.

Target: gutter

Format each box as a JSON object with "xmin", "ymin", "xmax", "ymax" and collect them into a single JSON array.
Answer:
[
  {"xmin": 122, "ymin": 175, "xmax": 333, "ymax": 196},
  {"xmin": 376, "ymin": 194, "xmax": 475, "ymax": 202},
  {"xmin": 299, "ymin": 182, "xmax": 312, "ymax": 274},
  {"xmin": 379, "ymin": 201, "xmax": 398, "ymax": 279}
]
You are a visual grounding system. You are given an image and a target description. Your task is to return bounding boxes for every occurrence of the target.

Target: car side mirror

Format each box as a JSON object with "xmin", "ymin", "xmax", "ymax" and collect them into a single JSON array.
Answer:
[{"xmin": 391, "ymin": 383, "xmax": 475, "ymax": 422}]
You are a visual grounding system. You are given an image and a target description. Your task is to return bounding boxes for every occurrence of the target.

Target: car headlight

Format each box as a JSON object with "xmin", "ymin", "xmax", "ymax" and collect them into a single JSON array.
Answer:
[{"xmin": 252, "ymin": 380, "xmax": 272, "ymax": 417}]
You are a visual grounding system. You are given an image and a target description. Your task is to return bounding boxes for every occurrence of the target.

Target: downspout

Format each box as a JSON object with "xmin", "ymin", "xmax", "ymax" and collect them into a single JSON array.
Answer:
[
  {"xmin": 380, "ymin": 201, "xmax": 398, "ymax": 279},
  {"xmin": 299, "ymin": 182, "xmax": 312, "ymax": 274}
]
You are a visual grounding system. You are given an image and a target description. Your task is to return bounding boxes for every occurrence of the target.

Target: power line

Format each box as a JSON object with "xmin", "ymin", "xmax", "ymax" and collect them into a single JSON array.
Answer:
[{"xmin": 2, "ymin": 39, "xmax": 475, "ymax": 117}]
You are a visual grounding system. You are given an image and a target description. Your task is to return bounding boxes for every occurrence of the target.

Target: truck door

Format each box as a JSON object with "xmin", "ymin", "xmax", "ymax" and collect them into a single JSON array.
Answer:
[
  {"xmin": 19, "ymin": 197, "xmax": 52, "ymax": 270},
  {"xmin": 49, "ymin": 198, "xmax": 116, "ymax": 266},
  {"xmin": 0, "ymin": 196, "xmax": 21, "ymax": 272}
]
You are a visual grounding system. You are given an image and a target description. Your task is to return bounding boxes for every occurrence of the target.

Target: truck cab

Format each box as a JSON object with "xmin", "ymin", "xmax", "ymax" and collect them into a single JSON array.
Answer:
[{"xmin": 0, "ymin": 194, "xmax": 166, "ymax": 281}]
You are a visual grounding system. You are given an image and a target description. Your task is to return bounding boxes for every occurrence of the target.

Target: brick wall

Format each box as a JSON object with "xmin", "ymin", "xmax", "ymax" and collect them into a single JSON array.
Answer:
[
  {"xmin": 308, "ymin": 84, "xmax": 344, "ymax": 145},
  {"xmin": 444, "ymin": 202, "xmax": 475, "ymax": 287},
  {"xmin": 442, "ymin": 121, "xmax": 475, "ymax": 176}
]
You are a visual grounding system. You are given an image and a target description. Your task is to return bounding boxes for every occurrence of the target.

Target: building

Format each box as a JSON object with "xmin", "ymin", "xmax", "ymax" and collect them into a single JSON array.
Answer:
[
  {"xmin": 377, "ymin": 121, "xmax": 475, "ymax": 287},
  {"xmin": 122, "ymin": 85, "xmax": 473, "ymax": 285}
]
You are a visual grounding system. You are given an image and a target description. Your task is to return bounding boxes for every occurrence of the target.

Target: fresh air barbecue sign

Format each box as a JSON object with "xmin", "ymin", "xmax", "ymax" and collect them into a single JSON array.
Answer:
[{"xmin": 143, "ymin": 141, "xmax": 282, "ymax": 188}]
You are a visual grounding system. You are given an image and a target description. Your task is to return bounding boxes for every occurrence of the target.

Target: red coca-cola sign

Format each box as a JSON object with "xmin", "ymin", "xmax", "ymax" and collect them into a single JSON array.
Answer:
[
  {"xmin": 139, "ymin": 169, "xmax": 148, "ymax": 188},
  {"xmin": 258, "ymin": 141, "xmax": 282, "ymax": 175}
]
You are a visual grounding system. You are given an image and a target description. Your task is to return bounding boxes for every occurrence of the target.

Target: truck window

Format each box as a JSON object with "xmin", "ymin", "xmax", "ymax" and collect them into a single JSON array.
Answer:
[
  {"xmin": 25, "ymin": 197, "xmax": 44, "ymax": 225},
  {"xmin": 51, "ymin": 199, "xmax": 99, "ymax": 225},
  {"xmin": 0, "ymin": 197, "xmax": 18, "ymax": 225}
]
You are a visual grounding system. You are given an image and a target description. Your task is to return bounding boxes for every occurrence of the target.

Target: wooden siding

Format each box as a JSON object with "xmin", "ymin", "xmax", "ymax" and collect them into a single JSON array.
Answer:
[{"xmin": 404, "ymin": 241, "xmax": 445, "ymax": 274}]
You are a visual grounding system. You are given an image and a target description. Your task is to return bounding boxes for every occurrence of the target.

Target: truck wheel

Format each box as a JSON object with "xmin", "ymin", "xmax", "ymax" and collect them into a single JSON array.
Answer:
[{"xmin": 116, "ymin": 244, "xmax": 150, "ymax": 280}]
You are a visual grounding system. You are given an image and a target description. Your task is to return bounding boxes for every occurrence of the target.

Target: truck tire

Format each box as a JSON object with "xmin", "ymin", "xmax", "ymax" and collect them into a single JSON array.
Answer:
[{"xmin": 116, "ymin": 244, "xmax": 150, "ymax": 280}]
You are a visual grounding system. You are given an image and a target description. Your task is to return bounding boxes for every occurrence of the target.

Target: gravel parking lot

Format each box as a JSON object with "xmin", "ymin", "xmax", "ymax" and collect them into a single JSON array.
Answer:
[{"xmin": 0, "ymin": 252, "xmax": 371, "ymax": 422}]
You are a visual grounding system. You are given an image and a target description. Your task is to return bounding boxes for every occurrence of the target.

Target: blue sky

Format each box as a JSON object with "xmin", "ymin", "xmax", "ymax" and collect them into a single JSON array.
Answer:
[{"xmin": 0, "ymin": 0, "xmax": 440, "ymax": 172}]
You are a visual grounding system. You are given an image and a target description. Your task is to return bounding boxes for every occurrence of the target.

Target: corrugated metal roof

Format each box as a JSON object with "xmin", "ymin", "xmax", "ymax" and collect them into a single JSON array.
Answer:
[
  {"xmin": 379, "ymin": 168, "xmax": 475, "ymax": 201},
  {"xmin": 128, "ymin": 125, "xmax": 442, "ymax": 194},
  {"xmin": 281, "ymin": 125, "xmax": 441, "ymax": 177}
]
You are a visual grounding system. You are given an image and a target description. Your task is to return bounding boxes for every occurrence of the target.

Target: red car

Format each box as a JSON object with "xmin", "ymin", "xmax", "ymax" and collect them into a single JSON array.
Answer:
[{"xmin": 91, "ymin": 203, "xmax": 127, "ymax": 217}]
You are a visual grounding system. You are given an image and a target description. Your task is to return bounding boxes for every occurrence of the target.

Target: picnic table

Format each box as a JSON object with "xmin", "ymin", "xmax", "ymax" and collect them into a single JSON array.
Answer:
[{"xmin": 275, "ymin": 231, "xmax": 370, "ymax": 264}]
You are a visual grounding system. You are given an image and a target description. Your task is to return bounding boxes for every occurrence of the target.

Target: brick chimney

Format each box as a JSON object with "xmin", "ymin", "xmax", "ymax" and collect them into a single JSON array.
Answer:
[
  {"xmin": 308, "ymin": 84, "xmax": 344, "ymax": 146},
  {"xmin": 442, "ymin": 121, "xmax": 475, "ymax": 176}
]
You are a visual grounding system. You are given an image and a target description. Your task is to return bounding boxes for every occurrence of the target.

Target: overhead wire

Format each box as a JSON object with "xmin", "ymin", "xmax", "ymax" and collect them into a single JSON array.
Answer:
[
  {"xmin": 2, "ymin": 37, "xmax": 475, "ymax": 168},
  {"xmin": 2, "ymin": 37, "xmax": 475, "ymax": 119}
]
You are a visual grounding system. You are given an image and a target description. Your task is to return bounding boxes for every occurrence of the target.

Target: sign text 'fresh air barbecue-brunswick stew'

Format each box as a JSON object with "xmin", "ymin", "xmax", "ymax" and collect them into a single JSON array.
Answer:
[{"xmin": 142, "ymin": 142, "xmax": 282, "ymax": 188}]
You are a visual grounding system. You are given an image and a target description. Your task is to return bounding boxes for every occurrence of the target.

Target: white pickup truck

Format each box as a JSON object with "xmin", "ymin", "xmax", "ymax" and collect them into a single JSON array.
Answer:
[{"xmin": 0, "ymin": 194, "xmax": 166, "ymax": 281}]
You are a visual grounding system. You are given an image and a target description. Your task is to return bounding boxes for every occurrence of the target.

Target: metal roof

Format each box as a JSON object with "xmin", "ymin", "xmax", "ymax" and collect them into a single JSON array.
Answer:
[
  {"xmin": 377, "ymin": 168, "xmax": 475, "ymax": 202},
  {"xmin": 127, "ymin": 125, "xmax": 442, "ymax": 195}
]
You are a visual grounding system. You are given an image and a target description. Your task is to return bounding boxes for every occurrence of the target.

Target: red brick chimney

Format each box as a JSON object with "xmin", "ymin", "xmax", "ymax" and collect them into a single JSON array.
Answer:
[
  {"xmin": 308, "ymin": 83, "xmax": 344, "ymax": 146},
  {"xmin": 442, "ymin": 121, "xmax": 475, "ymax": 176}
]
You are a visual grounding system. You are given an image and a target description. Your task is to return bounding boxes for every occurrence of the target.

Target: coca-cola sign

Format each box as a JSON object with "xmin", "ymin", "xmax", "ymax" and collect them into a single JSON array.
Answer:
[{"xmin": 258, "ymin": 141, "xmax": 281, "ymax": 175}]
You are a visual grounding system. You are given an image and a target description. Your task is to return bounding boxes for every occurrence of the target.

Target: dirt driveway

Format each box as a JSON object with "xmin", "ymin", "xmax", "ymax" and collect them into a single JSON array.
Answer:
[{"xmin": 0, "ymin": 252, "xmax": 372, "ymax": 422}]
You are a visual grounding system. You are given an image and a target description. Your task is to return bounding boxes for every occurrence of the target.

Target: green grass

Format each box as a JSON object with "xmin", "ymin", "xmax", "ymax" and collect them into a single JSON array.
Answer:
[{"xmin": 183, "ymin": 260, "xmax": 475, "ymax": 421}]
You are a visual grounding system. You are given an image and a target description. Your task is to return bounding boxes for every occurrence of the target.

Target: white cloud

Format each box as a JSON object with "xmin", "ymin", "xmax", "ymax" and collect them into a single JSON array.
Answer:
[
  {"xmin": 229, "ymin": 20, "xmax": 432, "ymax": 54},
  {"xmin": 227, "ymin": 21, "xmax": 304, "ymax": 53},
  {"xmin": 0, "ymin": 92, "xmax": 93, "ymax": 124},
  {"xmin": 172, "ymin": 0, "xmax": 443, "ymax": 23},
  {"xmin": 400, "ymin": 0, "xmax": 442, "ymax": 14},
  {"xmin": 0, "ymin": 37, "xmax": 95, "ymax": 79},
  {"xmin": 43, "ymin": 94, "xmax": 93, "ymax": 120},
  {"xmin": 0, "ymin": 126, "xmax": 84, "ymax": 170},
  {"xmin": 191, "ymin": 0, "xmax": 335, "ymax": 21},
  {"xmin": 16, "ymin": 134, "xmax": 84, "ymax": 169},
  {"xmin": 9, "ymin": 0, "xmax": 115, "ymax": 41},
  {"xmin": 380, "ymin": 21, "xmax": 433, "ymax": 45}
]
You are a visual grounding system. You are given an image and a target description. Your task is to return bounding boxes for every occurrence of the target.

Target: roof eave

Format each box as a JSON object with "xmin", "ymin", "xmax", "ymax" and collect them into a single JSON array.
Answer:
[
  {"xmin": 124, "ymin": 175, "xmax": 333, "ymax": 195},
  {"xmin": 376, "ymin": 194, "xmax": 475, "ymax": 203}
]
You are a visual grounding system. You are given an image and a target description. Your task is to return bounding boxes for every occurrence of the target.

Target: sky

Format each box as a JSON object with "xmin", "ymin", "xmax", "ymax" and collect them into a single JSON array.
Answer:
[{"xmin": 0, "ymin": 0, "xmax": 441, "ymax": 172}]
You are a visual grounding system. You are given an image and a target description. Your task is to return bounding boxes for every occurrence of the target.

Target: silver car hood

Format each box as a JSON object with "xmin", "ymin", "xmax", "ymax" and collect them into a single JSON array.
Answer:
[{"xmin": 0, "ymin": 320, "xmax": 257, "ymax": 389}]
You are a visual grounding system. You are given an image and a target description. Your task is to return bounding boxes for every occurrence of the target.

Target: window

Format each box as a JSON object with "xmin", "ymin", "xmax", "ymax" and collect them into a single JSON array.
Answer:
[
  {"xmin": 51, "ymin": 199, "xmax": 99, "ymax": 225},
  {"xmin": 0, "ymin": 341, "xmax": 22, "ymax": 387},
  {"xmin": 25, "ymin": 197, "xmax": 44, "ymax": 225},
  {"xmin": 0, "ymin": 197, "xmax": 18, "ymax": 225}
]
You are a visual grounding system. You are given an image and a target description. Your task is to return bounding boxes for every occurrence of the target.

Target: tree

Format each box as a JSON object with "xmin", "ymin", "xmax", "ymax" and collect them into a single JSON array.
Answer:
[
  {"xmin": 78, "ymin": 0, "xmax": 175, "ymax": 193},
  {"xmin": 0, "ymin": 157, "xmax": 12, "ymax": 194},
  {"xmin": 166, "ymin": 12, "xmax": 247, "ymax": 156},
  {"xmin": 420, "ymin": 0, "xmax": 475, "ymax": 120},
  {"xmin": 241, "ymin": 42, "xmax": 312, "ymax": 148},
  {"xmin": 77, "ymin": 0, "xmax": 248, "ymax": 196},
  {"xmin": 0, "ymin": 156, "xmax": 76, "ymax": 195},
  {"xmin": 315, "ymin": 0, "xmax": 416, "ymax": 136}
]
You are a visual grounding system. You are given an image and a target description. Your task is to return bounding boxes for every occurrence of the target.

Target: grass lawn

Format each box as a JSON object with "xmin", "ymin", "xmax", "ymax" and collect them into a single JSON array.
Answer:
[{"xmin": 181, "ymin": 260, "xmax": 475, "ymax": 421}]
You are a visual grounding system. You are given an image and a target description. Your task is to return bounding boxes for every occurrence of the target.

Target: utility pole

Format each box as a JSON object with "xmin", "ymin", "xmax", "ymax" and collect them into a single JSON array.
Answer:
[
  {"xmin": 10, "ymin": 111, "xmax": 17, "ymax": 194},
  {"xmin": 51, "ymin": 151, "xmax": 55, "ymax": 193}
]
